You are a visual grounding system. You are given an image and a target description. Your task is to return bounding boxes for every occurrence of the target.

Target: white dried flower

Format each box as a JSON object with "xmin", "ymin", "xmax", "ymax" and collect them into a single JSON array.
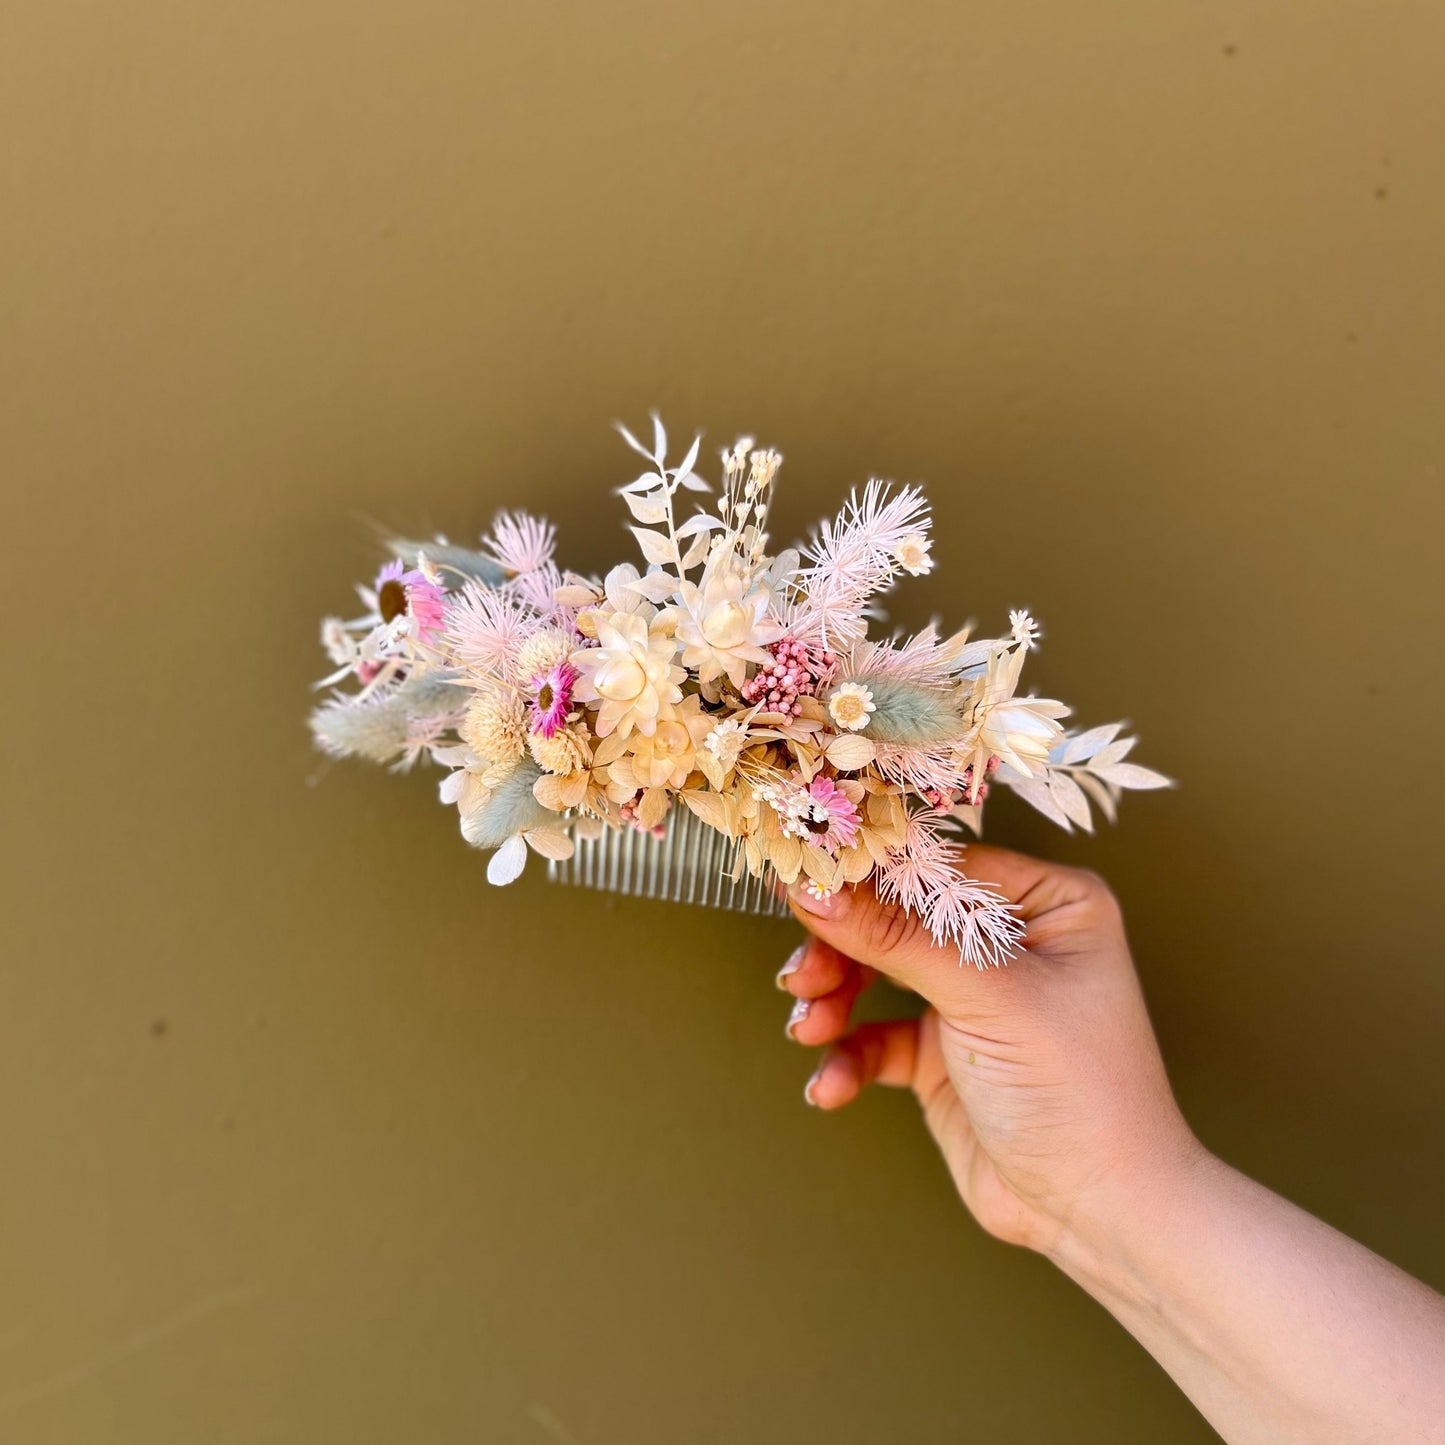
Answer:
[
  {"xmin": 570, "ymin": 610, "xmax": 685, "ymax": 738},
  {"xmin": 671, "ymin": 555, "xmax": 785, "ymax": 688},
  {"xmin": 892, "ymin": 533, "xmax": 933, "ymax": 576},
  {"xmin": 320, "ymin": 617, "xmax": 356, "ymax": 668},
  {"xmin": 828, "ymin": 681, "xmax": 876, "ymax": 732},
  {"xmin": 704, "ymin": 718, "xmax": 747, "ymax": 769},
  {"xmin": 1009, "ymin": 609, "xmax": 1041, "ymax": 652}
]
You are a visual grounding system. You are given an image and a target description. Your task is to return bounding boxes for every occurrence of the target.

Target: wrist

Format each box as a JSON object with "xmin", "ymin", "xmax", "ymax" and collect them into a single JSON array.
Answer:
[{"xmin": 1046, "ymin": 1128, "xmax": 1222, "ymax": 1310}]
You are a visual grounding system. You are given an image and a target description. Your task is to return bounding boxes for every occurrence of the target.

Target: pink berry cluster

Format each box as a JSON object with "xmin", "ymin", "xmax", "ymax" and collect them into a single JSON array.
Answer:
[
  {"xmin": 924, "ymin": 757, "xmax": 1001, "ymax": 810},
  {"xmin": 740, "ymin": 637, "xmax": 838, "ymax": 716},
  {"xmin": 618, "ymin": 796, "xmax": 667, "ymax": 838}
]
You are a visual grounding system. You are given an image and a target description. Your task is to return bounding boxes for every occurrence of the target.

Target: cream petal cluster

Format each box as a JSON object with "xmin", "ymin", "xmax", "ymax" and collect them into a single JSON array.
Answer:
[
  {"xmin": 569, "ymin": 610, "xmax": 685, "ymax": 738},
  {"xmin": 624, "ymin": 697, "xmax": 714, "ymax": 789},
  {"xmin": 671, "ymin": 556, "xmax": 785, "ymax": 689}
]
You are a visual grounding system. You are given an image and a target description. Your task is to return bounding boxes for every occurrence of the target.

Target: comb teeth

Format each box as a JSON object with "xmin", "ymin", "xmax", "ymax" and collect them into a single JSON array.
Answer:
[{"xmin": 546, "ymin": 809, "xmax": 791, "ymax": 917}]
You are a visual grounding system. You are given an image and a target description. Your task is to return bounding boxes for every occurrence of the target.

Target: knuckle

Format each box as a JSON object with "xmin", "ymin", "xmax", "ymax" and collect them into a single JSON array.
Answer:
[
  {"xmin": 862, "ymin": 894, "xmax": 926, "ymax": 958},
  {"xmin": 1075, "ymin": 868, "xmax": 1122, "ymax": 921}
]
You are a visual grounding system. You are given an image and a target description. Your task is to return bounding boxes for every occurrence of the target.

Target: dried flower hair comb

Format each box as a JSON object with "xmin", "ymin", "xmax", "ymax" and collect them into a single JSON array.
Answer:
[{"xmin": 311, "ymin": 419, "xmax": 1169, "ymax": 965}]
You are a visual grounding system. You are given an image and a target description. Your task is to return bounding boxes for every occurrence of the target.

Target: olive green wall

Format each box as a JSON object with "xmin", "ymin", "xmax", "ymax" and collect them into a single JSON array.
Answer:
[{"xmin": 3, "ymin": 3, "xmax": 1442, "ymax": 1441}]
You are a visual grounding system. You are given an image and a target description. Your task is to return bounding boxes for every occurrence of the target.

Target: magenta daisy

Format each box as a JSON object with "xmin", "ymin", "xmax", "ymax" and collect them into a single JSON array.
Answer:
[
  {"xmin": 374, "ymin": 560, "xmax": 448, "ymax": 645},
  {"xmin": 528, "ymin": 660, "xmax": 578, "ymax": 738}
]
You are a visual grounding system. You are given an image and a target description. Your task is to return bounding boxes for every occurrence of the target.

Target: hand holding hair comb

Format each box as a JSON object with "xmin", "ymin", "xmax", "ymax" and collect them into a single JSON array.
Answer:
[{"xmin": 310, "ymin": 418, "xmax": 1169, "ymax": 967}]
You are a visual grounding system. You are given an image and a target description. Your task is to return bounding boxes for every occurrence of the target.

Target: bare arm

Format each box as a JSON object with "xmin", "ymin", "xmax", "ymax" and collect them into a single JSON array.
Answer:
[{"xmin": 779, "ymin": 852, "xmax": 1445, "ymax": 1444}]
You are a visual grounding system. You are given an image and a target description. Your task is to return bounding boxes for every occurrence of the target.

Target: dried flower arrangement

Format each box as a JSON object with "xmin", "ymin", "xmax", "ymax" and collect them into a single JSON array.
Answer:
[{"xmin": 311, "ymin": 419, "xmax": 1168, "ymax": 966}]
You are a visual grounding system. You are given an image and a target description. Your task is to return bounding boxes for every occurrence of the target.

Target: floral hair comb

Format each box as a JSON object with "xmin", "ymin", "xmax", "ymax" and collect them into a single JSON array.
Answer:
[{"xmin": 310, "ymin": 419, "xmax": 1169, "ymax": 966}]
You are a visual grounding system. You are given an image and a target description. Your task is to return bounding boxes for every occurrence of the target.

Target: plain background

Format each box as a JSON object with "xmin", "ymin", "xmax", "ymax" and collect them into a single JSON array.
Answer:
[{"xmin": 3, "ymin": 3, "xmax": 1443, "ymax": 1441}]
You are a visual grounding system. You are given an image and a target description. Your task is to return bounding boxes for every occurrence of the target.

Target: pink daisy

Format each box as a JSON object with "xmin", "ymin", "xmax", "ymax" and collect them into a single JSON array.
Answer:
[
  {"xmin": 374, "ymin": 560, "xmax": 447, "ymax": 645},
  {"xmin": 528, "ymin": 660, "xmax": 578, "ymax": 738},
  {"xmin": 795, "ymin": 776, "xmax": 861, "ymax": 854}
]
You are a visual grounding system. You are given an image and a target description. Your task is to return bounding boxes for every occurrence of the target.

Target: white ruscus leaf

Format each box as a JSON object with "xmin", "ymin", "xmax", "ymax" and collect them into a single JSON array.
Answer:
[
  {"xmin": 631, "ymin": 527, "xmax": 679, "ymax": 567},
  {"xmin": 1006, "ymin": 776, "xmax": 1075, "ymax": 832},
  {"xmin": 1095, "ymin": 762, "xmax": 1172, "ymax": 790},
  {"xmin": 1047, "ymin": 771, "xmax": 1094, "ymax": 832},
  {"xmin": 1059, "ymin": 722, "xmax": 1124, "ymax": 765},
  {"xmin": 623, "ymin": 491, "xmax": 668, "ymax": 524},
  {"xmin": 1073, "ymin": 771, "xmax": 1119, "ymax": 825}
]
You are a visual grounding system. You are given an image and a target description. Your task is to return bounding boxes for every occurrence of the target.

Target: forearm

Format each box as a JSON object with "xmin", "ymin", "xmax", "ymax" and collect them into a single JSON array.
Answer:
[{"xmin": 1050, "ymin": 1148, "xmax": 1445, "ymax": 1445}]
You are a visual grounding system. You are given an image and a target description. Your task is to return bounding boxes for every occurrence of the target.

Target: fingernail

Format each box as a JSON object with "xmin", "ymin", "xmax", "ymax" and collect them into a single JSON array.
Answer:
[
  {"xmin": 788, "ymin": 882, "xmax": 846, "ymax": 918},
  {"xmin": 784, "ymin": 997, "xmax": 811, "ymax": 1040},
  {"xmin": 803, "ymin": 1059, "xmax": 827, "ymax": 1106},
  {"xmin": 775, "ymin": 945, "xmax": 806, "ymax": 990}
]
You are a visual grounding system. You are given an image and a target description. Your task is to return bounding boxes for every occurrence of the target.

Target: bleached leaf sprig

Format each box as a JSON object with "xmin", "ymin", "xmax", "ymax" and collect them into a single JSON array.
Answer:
[{"xmin": 309, "ymin": 420, "xmax": 1169, "ymax": 967}]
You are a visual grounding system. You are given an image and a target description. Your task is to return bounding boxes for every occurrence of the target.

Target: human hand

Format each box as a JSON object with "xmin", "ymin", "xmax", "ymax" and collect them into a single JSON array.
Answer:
[{"xmin": 779, "ymin": 847, "xmax": 1203, "ymax": 1255}]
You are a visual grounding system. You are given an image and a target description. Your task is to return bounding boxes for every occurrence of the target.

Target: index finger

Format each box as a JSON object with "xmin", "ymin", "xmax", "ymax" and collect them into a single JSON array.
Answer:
[{"xmin": 786, "ymin": 845, "xmax": 1095, "ymax": 1008}]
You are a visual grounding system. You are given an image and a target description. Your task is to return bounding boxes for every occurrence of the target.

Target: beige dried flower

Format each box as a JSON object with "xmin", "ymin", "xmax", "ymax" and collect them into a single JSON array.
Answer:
[
  {"xmin": 460, "ymin": 689, "xmax": 527, "ymax": 765},
  {"xmin": 516, "ymin": 628, "xmax": 577, "ymax": 682},
  {"xmin": 528, "ymin": 722, "xmax": 592, "ymax": 776}
]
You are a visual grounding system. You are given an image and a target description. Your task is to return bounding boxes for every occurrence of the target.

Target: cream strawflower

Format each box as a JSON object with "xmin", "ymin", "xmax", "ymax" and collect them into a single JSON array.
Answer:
[
  {"xmin": 625, "ymin": 697, "xmax": 713, "ymax": 789},
  {"xmin": 460, "ymin": 689, "xmax": 527, "ymax": 765},
  {"xmin": 827, "ymin": 681, "xmax": 876, "ymax": 732},
  {"xmin": 892, "ymin": 533, "xmax": 933, "ymax": 576},
  {"xmin": 958, "ymin": 646, "xmax": 1068, "ymax": 793},
  {"xmin": 569, "ymin": 610, "xmax": 685, "ymax": 738},
  {"xmin": 670, "ymin": 555, "xmax": 785, "ymax": 688}
]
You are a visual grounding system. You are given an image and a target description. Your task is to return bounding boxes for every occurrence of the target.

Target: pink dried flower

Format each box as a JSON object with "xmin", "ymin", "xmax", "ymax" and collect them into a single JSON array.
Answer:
[
  {"xmin": 374, "ymin": 560, "xmax": 447, "ymax": 645},
  {"xmin": 528, "ymin": 660, "xmax": 577, "ymax": 738},
  {"xmin": 764, "ymin": 775, "xmax": 860, "ymax": 854},
  {"xmin": 740, "ymin": 637, "xmax": 838, "ymax": 715}
]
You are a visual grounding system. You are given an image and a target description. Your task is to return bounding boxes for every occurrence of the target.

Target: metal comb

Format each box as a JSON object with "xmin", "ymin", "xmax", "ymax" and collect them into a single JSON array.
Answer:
[{"xmin": 546, "ymin": 808, "xmax": 791, "ymax": 917}]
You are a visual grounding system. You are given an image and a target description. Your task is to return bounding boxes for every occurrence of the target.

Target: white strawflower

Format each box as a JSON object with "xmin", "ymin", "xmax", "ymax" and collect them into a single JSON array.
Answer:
[
  {"xmin": 892, "ymin": 533, "xmax": 933, "ymax": 576},
  {"xmin": 958, "ymin": 647, "xmax": 1068, "ymax": 790},
  {"xmin": 672, "ymin": 555, "xmax": 785, "ymax": 688},
  {"xmin": 569, "ymin": 610, "xmax": 685, "ymax": 738},
  {"xmin": 461, "ymin": 689, "xmax": 527, "ymax": 764},
  {"xmin": 828, "ymin": 681, "xmax": 876, "ymax": 732}
]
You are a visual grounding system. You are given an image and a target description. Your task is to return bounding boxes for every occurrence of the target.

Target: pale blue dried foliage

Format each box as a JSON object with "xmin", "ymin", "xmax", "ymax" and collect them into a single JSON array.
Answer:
[
  {"xmin": 461, "ymin": 760, "xmax": 550, "ymax": 849},
  {"xmin": 386, "ymin": 537, "xmax": 508, "ymax": 588},
  {"xmin": 310, "ymin": 695, "xmax": 410, "ymax": 763},
  {"xmin": 393, "ymin": 670, "xmax": 468, "ymax": 716},
  {"xmin": 847, "ymin": 676, "xmax": 963, "ymax": 745}
]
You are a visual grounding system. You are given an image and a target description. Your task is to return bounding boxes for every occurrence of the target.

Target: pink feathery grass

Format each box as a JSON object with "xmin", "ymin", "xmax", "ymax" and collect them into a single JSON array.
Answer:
[
  {"xmin": 482, "ymin": 511, "xmax": 557, "ymax": 576},
  {"xmin": 877, "ymin": 809, "xmax": 1023, "ymax": 968},
  {"xmin": 445, "ymin": 583, "xmax": 540, "ymax": 679},
  {"xmin": 787, "ymin": 480, "xmax": 930, "ymax": 650},
  {"xmin": 529, "ymin": 660, "xmax": 578, "ymax": 738}
]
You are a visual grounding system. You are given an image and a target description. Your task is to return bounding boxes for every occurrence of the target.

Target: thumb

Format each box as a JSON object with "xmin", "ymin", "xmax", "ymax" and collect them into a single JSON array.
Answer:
[{"xmin": 786, "ymin": 845, "xmax": 1091, "ymax": 1009}]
